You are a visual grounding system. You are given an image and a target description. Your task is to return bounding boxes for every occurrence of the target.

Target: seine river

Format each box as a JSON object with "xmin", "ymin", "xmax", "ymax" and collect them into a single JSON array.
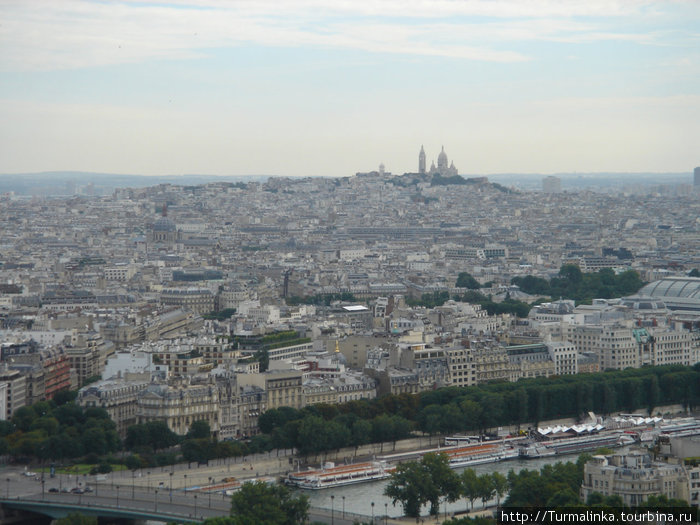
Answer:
[{"xmin": 301, "ymin": 450, "xmax": 619, "ymax": 520}]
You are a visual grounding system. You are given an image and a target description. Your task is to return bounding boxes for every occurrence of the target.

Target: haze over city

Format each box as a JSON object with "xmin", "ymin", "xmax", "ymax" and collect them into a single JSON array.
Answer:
[{"xmin": 1, "ymin": 0, "xmax": 699, "ymax": 178}]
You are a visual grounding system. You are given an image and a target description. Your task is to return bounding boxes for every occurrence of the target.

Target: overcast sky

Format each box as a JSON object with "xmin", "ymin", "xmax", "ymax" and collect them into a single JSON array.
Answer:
[{"xmin": 1, "ymin": 0, "xmax": 698, "ymax": 178}]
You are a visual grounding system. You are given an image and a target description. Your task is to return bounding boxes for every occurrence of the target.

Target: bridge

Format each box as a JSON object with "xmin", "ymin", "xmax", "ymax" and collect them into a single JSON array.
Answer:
[
  {"xmin": 0, "ymin": 490, "xmax": 383, "ymax": 524},
  {"xmin": 0, "ymin": 488, "xmax": 229, "ymax": 523}
]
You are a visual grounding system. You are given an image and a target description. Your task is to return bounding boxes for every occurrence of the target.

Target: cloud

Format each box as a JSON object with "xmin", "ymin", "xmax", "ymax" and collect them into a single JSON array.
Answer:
[{"xmin": 0, "ymin": 0, "xmax": 683, "ymax": 72}]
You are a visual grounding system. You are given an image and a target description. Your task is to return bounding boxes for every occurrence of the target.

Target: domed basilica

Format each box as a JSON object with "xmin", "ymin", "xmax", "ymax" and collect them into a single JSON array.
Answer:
[{"xmin": 419, "ymin": 145, "xmax": 458, "ymax": 177}]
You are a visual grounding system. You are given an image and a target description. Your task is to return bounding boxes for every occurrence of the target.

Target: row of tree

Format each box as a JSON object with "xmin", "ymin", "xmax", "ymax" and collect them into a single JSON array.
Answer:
[
  {"xmin": 254, "ymin": 365, "xmax": 700, "ymax": 457},
  {"xmin": 256, "ymin": 410, "xmax": 412, "ymax": 456},
  {"xmin": 406, "ymin": 289, "xmax": 532, "ymax": 318},
  {"xmin": 511, "ymin": 265, "xmax": 645, "ymax": 303}
]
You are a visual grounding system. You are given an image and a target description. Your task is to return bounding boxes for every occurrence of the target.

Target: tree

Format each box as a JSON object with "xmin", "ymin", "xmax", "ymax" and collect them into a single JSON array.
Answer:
[
  {"xmin": 461, "ymin": 468, "xmax": 480, "ymax": 511},
  {"xmin": 187, "ymin": 420, "xmax": 211, "ymax": 440},
  {"xmin": 384, "ymin": 461, "xmax": 434, "ymax": 517},
  {"xmin": 229, "ymin": 481, "xmax": 309, "ymax": 525},
  {"xmin": 422, "ymin": 452, "xmax": 461, "ymax": 515},
  {"xmin": 491, "ymin": 472, "xmax": 508, "ymax": 507},
  {"xmin": 456, "ymin": 272, "xmax": 481, "ymax": 289},
  {"xmin": 476, "ymin": 473, "xmax": 495, "ymax": 508}
]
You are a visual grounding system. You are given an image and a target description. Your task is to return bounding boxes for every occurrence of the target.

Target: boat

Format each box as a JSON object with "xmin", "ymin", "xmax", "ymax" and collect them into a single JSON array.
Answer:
[
  {"xmin": 445, "ymin": 442, "xmax": 519, "ymax": 468},
  {"xmin": 544, "ymin": 432, "xmax": 631, "ymax": 455},
  {"xmin": 194, "ymin": 476, "xmax": 277, "ymax": 494},
  {"xmin": 519, "ymin": 444, "xmax": 556, "ymax": 459},
  {"xmin": 285, "ymin": 461, "xmax": 395, "ymax": 489}
]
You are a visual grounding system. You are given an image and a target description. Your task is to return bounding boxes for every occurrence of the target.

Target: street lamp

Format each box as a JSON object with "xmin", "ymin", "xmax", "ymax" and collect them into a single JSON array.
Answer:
[
  {"xmin": 6, "ymin": 477, "xmax": 9, "ymax": 498},
  {"xmin": 331, "ymin": 495, "xmax": 335, "ymax": 525},
  {"xmin": 169, "ymin": 472, "xmax": 173, "ymax": 502},
  {"xmin": 147, "ymin": 471, "xmax": 151, "ymax": 492},
  {"xmin": 371, "ymin": 501, "xmax": 375, "ymax": 524},
  {"xmin": 132, "ymin": 470, "xmax": 135, "ymax": 499},
  {"xmin": 194, "ymin": 494, "xmax": 198, "ymax": 519},
  {"xmin": 184, "ymin": 474, "xmax": 187, "ymax": 492},
  {"xmin": 342, "ymin": 496, "xmax": 345, "ymax": 518},
  {"xmin": 154, "ymin": 489, "xmax": 158, "ymax": 512},
  {"xmin": 116, "ymin": 485, "xmax": 120, "ymax": 508},
  {"xmin": 385, "ymin": 503, "xmax": 388, "ymax": 525}
]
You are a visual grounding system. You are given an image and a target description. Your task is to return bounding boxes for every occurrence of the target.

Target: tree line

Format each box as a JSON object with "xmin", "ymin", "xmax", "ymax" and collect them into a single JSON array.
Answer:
[
  {"xmin": 8, "ymin": 365, "xmax": 700, "ymax": 466},
  {"xmin": 511, "ymin": 265, "xmax": 645, "ymax": 303},
  {"xmin": 256, "ymin": 365, "xmax": 700, "ymax": 455}
]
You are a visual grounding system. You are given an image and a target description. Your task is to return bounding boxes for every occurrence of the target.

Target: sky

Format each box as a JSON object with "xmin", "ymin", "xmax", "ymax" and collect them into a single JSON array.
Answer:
[{"xmin": 0, "ymin": 0, "xmax": 699, "ymax": 178}]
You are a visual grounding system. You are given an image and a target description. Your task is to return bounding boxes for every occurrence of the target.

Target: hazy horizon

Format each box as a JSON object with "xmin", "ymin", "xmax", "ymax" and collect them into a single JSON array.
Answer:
[{"xmin": 1, "ymin": 1, "xmax": 698, "ymax": 177}]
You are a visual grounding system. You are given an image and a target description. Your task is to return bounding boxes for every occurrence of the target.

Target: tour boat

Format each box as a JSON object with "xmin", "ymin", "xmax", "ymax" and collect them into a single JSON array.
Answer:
[
  {"xmin": 445, "ymin": 442, "xmax": 519, "ymax": 468},
  {"xmin": 285, "ymin": 461, "xmax": 395, "ymax": 489}
]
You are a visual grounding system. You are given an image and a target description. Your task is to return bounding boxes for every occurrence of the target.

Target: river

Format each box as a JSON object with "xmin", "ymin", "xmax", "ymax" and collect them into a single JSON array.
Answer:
[{"xmin": 301, "ymin": 449, "xmax": 628, "ymax": 520}]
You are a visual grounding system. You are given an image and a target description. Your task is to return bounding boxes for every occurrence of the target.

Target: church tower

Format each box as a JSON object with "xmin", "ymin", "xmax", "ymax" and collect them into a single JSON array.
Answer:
[{"xmin": 419, "ymin": 145, "xmax": 426, "ymax": 174}]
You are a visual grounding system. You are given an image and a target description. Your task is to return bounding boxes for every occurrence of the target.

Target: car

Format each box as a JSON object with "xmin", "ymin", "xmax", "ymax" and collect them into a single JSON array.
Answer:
[
  {"xmin": 48, "ymin": 488, "xmax": 59, "ymax": 493},
  {"xmin": 83, "ymin": 487, "xmax": 93, "ymax": 493},
  {"xmin": 70, "ymin": 487, "xmax": 84, "ymax": 494},
  {"xmin": 60, "ymin": 488, "xmax": 70, "ymax": 493}
]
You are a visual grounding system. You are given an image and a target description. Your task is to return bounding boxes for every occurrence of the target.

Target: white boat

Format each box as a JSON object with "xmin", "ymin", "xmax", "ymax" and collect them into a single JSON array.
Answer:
[
  {"xmin": 285, "ymin": 461, "xmax": 395, "ymax": 490},
  {"xmin": 544, "ymin": 432, "xmax": 629, "ymax": 455},
  {"xmin": 445, "ymin": 442, "xmax": 519, "ymax": 468}
]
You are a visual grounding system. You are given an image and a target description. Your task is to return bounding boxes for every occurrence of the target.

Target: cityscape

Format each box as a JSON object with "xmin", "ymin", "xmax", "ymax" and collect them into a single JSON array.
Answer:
[
  {"xmin": 2, "ymin": 1, "xmax": 700, "ymax": 524},
  {"xmin": 0, "ymin": 160, "xmax": 698, "ymax": 523}
]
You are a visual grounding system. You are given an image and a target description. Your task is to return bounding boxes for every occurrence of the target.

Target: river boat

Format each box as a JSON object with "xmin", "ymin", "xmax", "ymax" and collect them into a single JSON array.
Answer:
[
  {"xmin": 285, "ymin": 461, "xmax": 395, "ymax": 490},
  {"xmin": 522, "ymin": 432, "xmax": 635, "ymax": 458},
  {"xmin": 445, "ymin": 442, "xmax": 519, "ymax": 468},
  {"xmin": 519, "ymin": 444, "xmax": 556, "ymax": 459}
]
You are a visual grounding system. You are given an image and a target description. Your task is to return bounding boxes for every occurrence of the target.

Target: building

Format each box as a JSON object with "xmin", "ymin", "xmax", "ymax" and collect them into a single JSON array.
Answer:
[
  {"xmin": 546, "ymin": 341, "xmax": 578, "ymax": 375},
  {"xmin": 136, "ymin": 379, "xmax": 220, "ymax": 437},
  {"xmin": 638, "ymin": 278, "xmax": 700, "ymax": 315},
  {"xmin": 542, "ymin": 176, "xmax": 562, "ymax": 193},
  {"xmin": 237, "ymin": 370, "xmax": 303, "ymax": 411},
  {"xmin": 421, "ymin": 146, "xmax": 458, "ymax": 177},
  {"xmin": 0, "ymin": 366, "xmax": 26, "ymax": 420},
  {"xmin": 160, "ymin": 287, "xmax": 215, "ymax": 315},
  {"xmin": 581, "ymin": 452, "xmax": 689, "ymax": 506},
  {"xmin": 78, "ymin": 377, "xmax": 150, "ymax": 436}
]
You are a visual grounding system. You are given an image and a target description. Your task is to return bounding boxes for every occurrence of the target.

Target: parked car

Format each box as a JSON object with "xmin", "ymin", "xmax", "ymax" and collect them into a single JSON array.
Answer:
[
  {"xmin": 70, "ymin": 487, "xmax": 84, "ymax": 494},
  {"xmin": 48, "ymin": 488, "xmax": 59, "ymax": 493}
]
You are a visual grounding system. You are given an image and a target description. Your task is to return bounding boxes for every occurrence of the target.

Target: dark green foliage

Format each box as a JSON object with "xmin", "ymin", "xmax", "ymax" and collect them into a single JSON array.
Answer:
[
  {"xmin": 254, "ymin": 365, "xmax": 700, "ymax": 456},
  {"xmin": 229, "ymin": 481, "xmax": 309, "ymax": 525},
  {"xmin": 202, "ymin": 308, "xmax": 237, "ymax": 320},
  {"xmin": 384, "ymin": 453, "xmax": 461, "ymax": 517},
  {"xmin": 187, "ymin": 420, "xmax": 211, "ymax": 440},
  {"xmin": 124, "ymin": 420, "xmax": 179, "ymax": 452},
  {"xmin": 5, "ymin": 398, "xmax": 120, "ymax": 461},
  {"xmin": 454, "ymin": 290, "xmax": 532, "ymax": 318},
  {"xmin": 52, "ymin": 390, "xmax": 78, "ymax": 406},
  {"xmin": 505, "ymin": 460, "xmax": 583, "ymax": 507},
  {"xmin": 253, "ymin": 348, "xmax": 269, "ymax": 372},
  {"xmin": 511, "ymin": 266, "xmax": 645, "ymax": 303},
  {"xmin": 456, "ymin": 272, "xmax": 481, "ymax": 289}
]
